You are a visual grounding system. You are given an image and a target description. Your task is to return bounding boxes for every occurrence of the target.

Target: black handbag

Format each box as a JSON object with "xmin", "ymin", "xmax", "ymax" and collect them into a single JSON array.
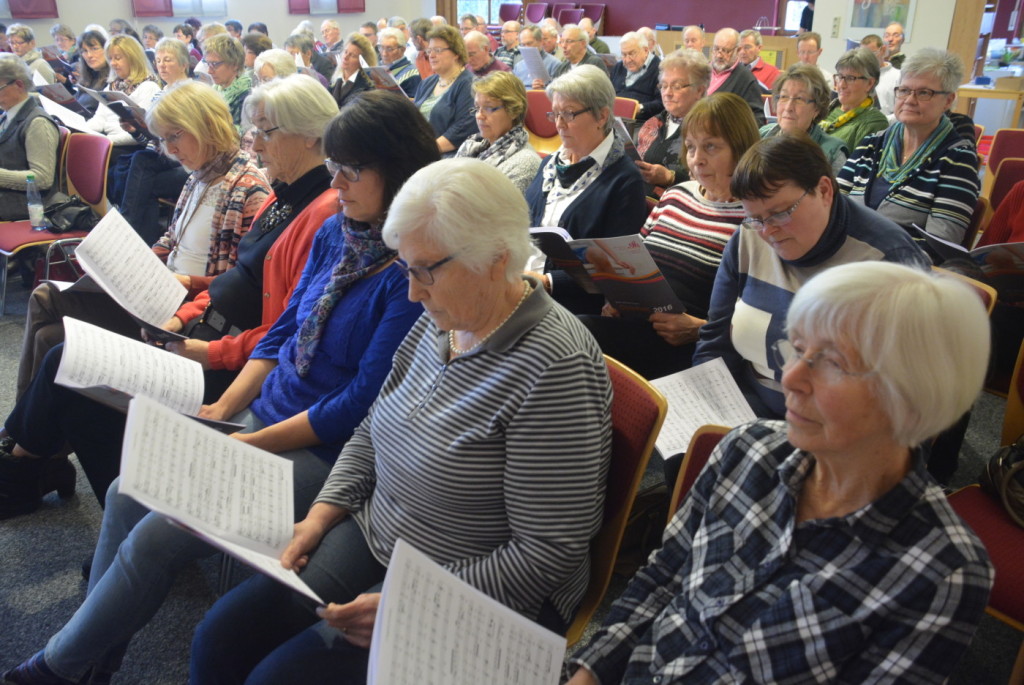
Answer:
[
  {"xmin": 979, "ymin": 433, "xmax": 1024, "ymax": 528},
  {"xmin": 44, "ymin": 193, "xmax": 100, "ymax": 234}
]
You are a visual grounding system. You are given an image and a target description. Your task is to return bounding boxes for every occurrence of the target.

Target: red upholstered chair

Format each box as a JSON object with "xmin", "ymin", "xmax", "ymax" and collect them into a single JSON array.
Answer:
[
  {"xmin": 983, "ymin": 128, "xmax": 1024, "ymax": 199},
  {"xmin": 558, "ymin": 8, "xmax": 584, "ymax": 26},
  {"xmin": 960, "ymin": 195, "xmax": 990, "ymax": 250},
  {"xmin": 524, "ymin": 89, "xmax": 560, "ymax": 156},
  {"xmin": 579, "ymin": 3, "xmax": 606, "ymax": 31},
  {"xmin": 524, "ymin": 2, "xmax": 549, "ymax": 24},
  {"xmin": 498, "ymin": 2, "xmax": 523, "ymax": 22},
  {"xmin": 990, "ymin": 157, "xmax": 1024, "ymax": 212},
  {"xmin": 551, "ymin": 2, "xmax": 577, "ymax": 20},
  {"xmin": 668, "ymin": 424, "xmax": 730, "ymax": 518},
  {"xmin": 947, "ymin": 485, "xmax": 1024, "ymax": 684},
  {"xmin": 613, "ymin": 96, "xmax": 640, "ymax": 120},
  {"xmin": 0, "ymin": 131, "xmax": 105, "ymax": 316},
  {"xmin": 564, "ymin": 355, "xmax": 667, "ymax": 646}
]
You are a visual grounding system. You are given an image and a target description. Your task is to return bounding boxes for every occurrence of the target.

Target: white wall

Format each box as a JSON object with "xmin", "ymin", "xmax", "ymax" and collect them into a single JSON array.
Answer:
[
  {"xmin": 811, "ymin": 0, "xmax": 957, "ymax": 70},
  {"xmin": 7, "ymin": 0, "xmax": 433, "ymax": 47}
]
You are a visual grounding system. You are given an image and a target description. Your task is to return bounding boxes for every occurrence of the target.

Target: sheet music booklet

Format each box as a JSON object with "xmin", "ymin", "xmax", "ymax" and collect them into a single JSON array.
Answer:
[
  {"xmin": 649, "ymin": 357, "xmax": 756, "ymax": 458},
  {"xmin": 518, "ymin": 46, "xmax": 551, "ymax": 84},
  {"xmin": 368, "ymin": 539, "xmax": 565, "ymax": 685},
  {"xmin": 119, "ymin": 395, "xmax": 322, "ymax": 603}
]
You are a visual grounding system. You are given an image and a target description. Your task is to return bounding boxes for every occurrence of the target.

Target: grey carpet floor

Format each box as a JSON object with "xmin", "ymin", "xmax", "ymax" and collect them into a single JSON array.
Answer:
[{"xmin": 0, "ymin": 279, "xmax": 1020, "ymax": 683}]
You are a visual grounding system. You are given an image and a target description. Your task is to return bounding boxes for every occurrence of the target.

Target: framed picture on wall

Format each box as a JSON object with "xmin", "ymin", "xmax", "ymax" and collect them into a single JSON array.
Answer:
[{"xmin": 849, "ymin": 0, "xmax": 915, "ymax": 36}]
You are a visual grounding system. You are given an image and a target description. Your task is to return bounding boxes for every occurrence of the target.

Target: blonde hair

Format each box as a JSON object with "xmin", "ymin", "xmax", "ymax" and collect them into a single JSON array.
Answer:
[
  {"xmin": 203, "ymin": 34, "xmax": 245, "ymax": 72},
  {"xmin": 472, "ymin": 71, "xmax": 528, "ymax": 125},
  {"xmin": 344, "ymin": 32, "xmax": 378, "ymax": 67},
  {"xmin": 107, "ymin": 35, "xmax": 153, "ymax": 85},
  {"xmin": 146, "ymin": 80, "xmax": 239, "ymax": 162}
]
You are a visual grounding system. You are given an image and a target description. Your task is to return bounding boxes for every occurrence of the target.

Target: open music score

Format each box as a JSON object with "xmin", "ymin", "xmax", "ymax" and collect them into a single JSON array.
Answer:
[
  {"xmin": 369, "ymin": 540, "xmax": 564, "ymax": 685},
  {"xmin": 120, "ymin": 396, "xmax": 322, "ymax": 604}
]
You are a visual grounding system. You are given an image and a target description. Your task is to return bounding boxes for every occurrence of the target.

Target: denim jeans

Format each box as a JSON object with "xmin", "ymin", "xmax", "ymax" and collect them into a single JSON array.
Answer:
[
  {"xmin": 190, "ymin": 516, "xmax": 387, "ymax": 685},
  {"xmin": 41, "ymin": 409, "xmax": 334, "ymax": 682}
]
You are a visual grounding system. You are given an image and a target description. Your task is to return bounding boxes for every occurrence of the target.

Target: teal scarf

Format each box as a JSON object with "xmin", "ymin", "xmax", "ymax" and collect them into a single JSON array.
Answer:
[{"xmin": 879, "ymin": 117, "xmax": 954, "ymax": 185}]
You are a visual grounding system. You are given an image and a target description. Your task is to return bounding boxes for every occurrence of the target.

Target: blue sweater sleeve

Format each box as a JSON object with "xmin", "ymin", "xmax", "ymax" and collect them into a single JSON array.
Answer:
[
  {"xmin": 435, "ymin": 73, "xmax": 477, "ymax": 151},
  {"xmin": 306, "ymin": 272, "xmax": 423, "ymax": 446}
]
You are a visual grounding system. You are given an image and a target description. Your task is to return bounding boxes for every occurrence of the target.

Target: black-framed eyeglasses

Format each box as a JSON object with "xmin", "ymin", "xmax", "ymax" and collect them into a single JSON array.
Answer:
[
  {"xmin": 770, "ymin": 339, "xmax": 871, "ymax": 384},
  {"xmin": 893, "ymin": 87, "xmax": 951, "ymax": 101},
  {"xmin": 255, "ymin": 126, "xmax": 279, "ymax": 141},
  {"xmin": 470, "ymin": 104, "xmax": 503, "ymax": 115},
  {"xmin": 396, "ymin": 254, "xmax": 456, "ymax": 285},
  {"xmin": 325, "ymin": 158, "xmax": 364, "ymax": 183},
  {"xmin": 546, "ymin": 107, "xmax": 591, "ymax": 123},
  {"xmin": 833, "ymin": 74, "xmax": 869, "ymax": 84},
  {"xmin": 741, "ymin": 189, "xmax": 810, "ymax": 231}
]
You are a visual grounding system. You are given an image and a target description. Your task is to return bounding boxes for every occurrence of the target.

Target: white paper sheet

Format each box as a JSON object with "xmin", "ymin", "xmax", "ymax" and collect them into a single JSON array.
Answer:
[
  {"xmin": 650, "ymin": 357, "xmax": 756, "ymax": 458},
  {"xmin": 74, "ymin": 208, "xmax": 187, "ymax": 327},
  {"xmin": 56, "ymin": 317, "xmax": 204, "ymax": 416},
  {"xmin": 119, "ymin": 396, "xmax": 323, "ymax": 604},
  {"xmin": 37, "ymin": 95, "xmax": 103, "ymax": 135},
  {"xmin": 518, "ymin": 46, "xmax": 551, "ymax": 84},
  {"xmin": 368, "ymin": 540, "xmax": 565, "ymax": 685}
]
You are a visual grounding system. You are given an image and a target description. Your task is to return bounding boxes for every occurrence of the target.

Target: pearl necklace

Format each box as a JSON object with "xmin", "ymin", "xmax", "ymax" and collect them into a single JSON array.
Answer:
[{"xmin": 449, "ymin": 283, "xmax": 531, "ymax": 356}]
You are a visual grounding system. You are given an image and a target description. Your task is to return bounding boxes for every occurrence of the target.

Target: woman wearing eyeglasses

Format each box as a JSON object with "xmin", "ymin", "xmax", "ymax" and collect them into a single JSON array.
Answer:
[
  {"xmin": 1, "ymin": 91, "xmax": 436, "ymax": 684},
  {"xmin": 201, "ymin": 34, "xmax": 252, "ymax": 130},
  {"xmin": 569, "ymin": 261, "xmax": 993, "ymax": 685},
  {"xmin": 189, "ymin": 157, "xmax": 612, "ymax": 685},
  {"xmin": 819, "ymin": 48, "xmax": 889, "ymax": 151},
  {"xmin": 71, "ymin": 29, "xmax": 111, "ymax": 115},
  {"xmin": 454, "ymin": 72, "xmax": 540, "ymax": 194},
  {"xmin": 634, "ymin": 49, "xmax": 709, "ymax": 197},
  {"xmin": 692, "ymin": 133, "xmax": 927, "ymax": 424},
  {"xmin": 760, "ymin": 63, "xmax": 848, "ymax": 174},
  {"xmin": 413, "ymin": 25, "xmax": 476, "ymax": 157},
  {"xmin": 837, "ymin": 49, "xmax": 980, "ymax": 244},
  {"xmin": 525, "ymin": 65, "xmax": 647, "ymax": 314}
]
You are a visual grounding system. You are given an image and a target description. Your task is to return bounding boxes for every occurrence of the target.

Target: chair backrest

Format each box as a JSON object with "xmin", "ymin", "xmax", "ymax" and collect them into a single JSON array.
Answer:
[
  {"xmin": 564, "ymin": 355, "xmax": 667, "ymax": 646},
  {"xmin": 991, "ymin": 157, "xmax": 1024, "ymax": 211},
  {"xmin": 1004, "ymin": 337, "xmax": 1024, "ymax": 444},
  {"xmin": 960, "ymin": 195, "xmax": 989, "ymax": 249},
  {"xmin": 668, "ymin": 425, "xmax": 730, "ymax": 519},
  {"xmin": 55, "ymin": 126, "xmax": 71, "ymax": 194},
  {"xmin": 613, "ymin": 96, "xmax": 640, "ymax": 120},
  {"xmin": 551, "ymin": 2, "xmax": 577, "ymax": 19},
  {"xmin": 524, "ymin": 2, "xmax": 548, "ymax": 23},
  {"xmin": 988, "ymin": 128, "xmax": 1024, "ymax": 178},
  {"xmin": 579, "ymin": 3, "xmax": 606, "ymax": 29},
  {"xmin": 524, "ymin": 89, "xmax": 560, "ymax": 156},
  {"xmin": 973, "ymin": 123, "xmax": 985, "ymax": 144},
  {"xmin": 65, "ymin": 132, "xmax": 113, "ymax": 216},
  {"xmin": 498, "ymin": 2, "xmax": 523, "ymax": 22},
  {"xmin": 558, "ymin": 7, "xmax": 584, "ymax": 26}
]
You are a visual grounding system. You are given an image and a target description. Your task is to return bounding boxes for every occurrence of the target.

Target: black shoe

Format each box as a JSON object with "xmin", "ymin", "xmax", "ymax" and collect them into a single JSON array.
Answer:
[{"xmin": 0, "ymin": 445, "xmax": 76, "ymax": 520}]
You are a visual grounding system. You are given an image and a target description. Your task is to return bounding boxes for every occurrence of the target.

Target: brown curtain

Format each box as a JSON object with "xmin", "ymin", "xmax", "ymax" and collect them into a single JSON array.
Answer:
[{"xmin": 435, "ymin": 0, "xmax": 457, "ymax": 23}]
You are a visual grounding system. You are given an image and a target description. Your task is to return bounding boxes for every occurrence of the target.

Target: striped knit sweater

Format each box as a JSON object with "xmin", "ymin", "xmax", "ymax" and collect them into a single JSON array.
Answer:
[
  {"xmin": 836, "ymin": 125, "xmax": 980, "ymax": 244},
  {"xmin": 641, "ymin": 180, "xmax": 745, "ymax": 319},
  {"xmin": 315, "ymin": 282, "xmax": 613, "ymax": 625}
]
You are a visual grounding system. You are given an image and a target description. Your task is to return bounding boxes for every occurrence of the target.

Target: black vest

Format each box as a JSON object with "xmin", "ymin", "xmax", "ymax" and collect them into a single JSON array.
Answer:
[{"xmin": 0, "ymin": 95, "xmax": 59, "ymax": 220}]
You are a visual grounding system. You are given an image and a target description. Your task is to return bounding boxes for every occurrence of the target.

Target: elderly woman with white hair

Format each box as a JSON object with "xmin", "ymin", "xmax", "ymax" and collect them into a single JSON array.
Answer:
[
  {"xmin": 569, "ymin": 260, "xmax": 994, "ymax": 684},
  {"xmin": 253, "ymin": 48, "xmax": 298, "ymax": 84},
  {"xmin": 455, "ymin": 71, "xmax": 539, "ymax": 193},
  {"xmin": 189, "ymin": 157, "xmax": 613, "ymax": 684},
  {"xmin": 837, "ymin": 48, "xmax": 980, "ymax": 244},
  {"xmin": 526, "ymin": 64, "xmax": 647, "ymax": 314}
]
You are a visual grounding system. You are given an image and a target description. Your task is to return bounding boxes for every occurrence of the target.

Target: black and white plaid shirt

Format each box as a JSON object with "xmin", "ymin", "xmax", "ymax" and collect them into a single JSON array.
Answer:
[{"xmin": 573, "ymin": 420, "xmax": 993, "ymax": 684}]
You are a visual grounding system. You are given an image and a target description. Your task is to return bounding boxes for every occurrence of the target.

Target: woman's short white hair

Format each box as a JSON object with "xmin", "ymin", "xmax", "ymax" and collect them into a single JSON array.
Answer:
[
  {"xmin": 786, "ymin": 262, "xmax": 990, "ymax": 448},
  {"xmin": 244, "ymin": 73, "xmax": 338, "ymax": 140},
  {"xmin": 546, "ymin": 64, "xmax": 616, "ymax": 134},
  {"xmin": 901, "ymin": 47, "xmax": 964, "ymax": 95},
  {"xmin": 383, "ymin": 158, "xmax": 532, "ymax": 282},
  {"xmin": 254, "ymin": 48, "xmax": 297, "ymax": 79}
]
